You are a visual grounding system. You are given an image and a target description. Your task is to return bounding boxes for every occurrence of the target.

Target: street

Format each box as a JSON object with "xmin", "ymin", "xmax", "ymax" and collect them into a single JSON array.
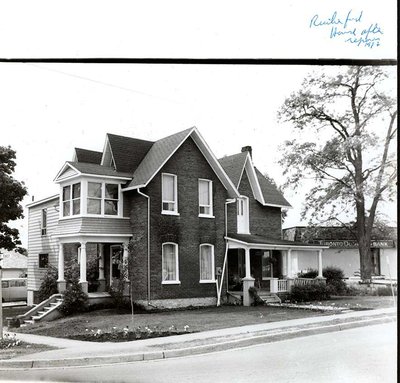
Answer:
[{"xmin": 0, "ymin": 322, "xmax": 396, "ymax": 383}]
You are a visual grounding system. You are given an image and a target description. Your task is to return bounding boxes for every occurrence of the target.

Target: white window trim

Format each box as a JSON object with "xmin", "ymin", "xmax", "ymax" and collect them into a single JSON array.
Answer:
[
  {"xmin": 161, "ymin": 173, "xmax": 179, "ymax": 215},
  {"xmin": 41, "ymin": 208, "xmax": 47, "ymax": 236},
  {"xmin": 198, "ymin": 179, "xmax": 214, "ymax": 218},
  {"xmin": 199, "ymin": 244, "xmax": 216, "ymax": 283},
  {"xmin": 61, "ymin": 182, "xmax": 81, "ymax": 218},
  {"xmin": 162, "ymin": 242, "xmax": 180, "ymax": 284},
  {"xmin": 86, "ymin": 181, "xmax": 121, "ymax": 217}
]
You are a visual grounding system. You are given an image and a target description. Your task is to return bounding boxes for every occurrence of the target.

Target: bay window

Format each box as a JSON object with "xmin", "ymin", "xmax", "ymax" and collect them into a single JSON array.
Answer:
[
  {"xmin": 162, "ymin": 243, "xmax": 179, "ymax": 283},
  {"xmin": 62, "ymin": 182, "xmax": 81, "ymax": 217},
  {"xmin": 162, "ymin": 173, "xmax": 178, "ymax": 214},
  {"xmin": 87, "ymin": 182, "xmax": 120, "ymax": 216},
  {"xmin": 199, "ymin": 244, "xmax": 215, "ymax": 282},
  {"xmin": 198, "ymin": 179, "xmax": 213, "ymax": 216}
]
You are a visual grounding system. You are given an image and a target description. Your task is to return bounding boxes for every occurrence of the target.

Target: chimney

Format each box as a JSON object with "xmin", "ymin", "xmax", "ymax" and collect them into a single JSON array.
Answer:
[{"xmin": 241, "ymin": 146, "xmax": 252, "ymax": 158}]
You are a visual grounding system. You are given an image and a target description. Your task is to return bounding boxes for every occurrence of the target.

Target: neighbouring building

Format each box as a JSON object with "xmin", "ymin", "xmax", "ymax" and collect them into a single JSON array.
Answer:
[
  {"xmin": 283, "ymin": 226, "xmax": 398, "ymax": 280},
  {"xmin": 26, "ymin": 127, "xmax": 327, "ymax": 308},
  {"xmin": 0, "ymin": 249, "xmax": 28, "ymax": 279}
]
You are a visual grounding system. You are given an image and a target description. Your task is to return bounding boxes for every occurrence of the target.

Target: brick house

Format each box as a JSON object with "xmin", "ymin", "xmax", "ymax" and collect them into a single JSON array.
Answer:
[{"xmin": 26, "ymin": 127, "xmax": 326, "ymax": 308}]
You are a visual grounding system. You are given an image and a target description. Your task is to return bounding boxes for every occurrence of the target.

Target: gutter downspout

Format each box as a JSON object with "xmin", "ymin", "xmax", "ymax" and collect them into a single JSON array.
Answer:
[
  {"xmin": 217, "ymin": 198, "xmax": 236, "ymax": 306},
  {"xmin": 137, "ymin": 188, "xmax": 153, "ymax": 307}
]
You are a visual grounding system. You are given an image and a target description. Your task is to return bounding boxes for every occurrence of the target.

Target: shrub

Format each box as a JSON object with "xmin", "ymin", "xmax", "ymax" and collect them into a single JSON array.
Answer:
[
  {"xmin": 109, "ymin": 278, "xmax": 131, "ymax": 311},
  {"xmin": 375, "ymin": 286, "xmax": 397, "ymax": 296},
  {"xmin": 248, "ymin": 286, "xmax": 265, "ymax": 306},
  {"xmin": 297, "ymin": 269, "xmax": 318, "ymax": 279},
  {"xmin": 59, "ymin": 278, "xmax": 88, "ymax": 316},
  {"xmin": 37, "ymin": 266, "xmax": 58, "ymax": 302},
  {"xmin": 288, "ymin": 282, "xmax": 331, "ymax": 302}
]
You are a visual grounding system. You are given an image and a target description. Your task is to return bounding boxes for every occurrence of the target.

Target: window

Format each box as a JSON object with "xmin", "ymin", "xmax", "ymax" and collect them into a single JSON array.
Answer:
[
  {"xmin": 162, "ymin": 174, "xmax": 178, "ymax": 214},
  {"xmin": 41, "ymin": 208, "xmax": 47, "ymax": 236},
  {"xmin": 39, "ymin": 253, "xmax": 49, "ymax": 268},
  {"xmin": 200, "ymin": 244, "xmax": 215, "ymax": 282},
  {"xmin": 62, "ymin": 183, "xmax": 81, "ymax": 217},
  {"xmin": 162, "ymin": 243, "xmax": 179, "ymax": 283},
  {"xmin": 198, "ymin": 179, "xmax": 213, "ymax": 216},
  {"xmin": 87, "ymin": 182, "xmax": 119, "ymax": 215},
  {"xmin": 87, "ymin": 182, "xmax": 102, "ymax": 214}
]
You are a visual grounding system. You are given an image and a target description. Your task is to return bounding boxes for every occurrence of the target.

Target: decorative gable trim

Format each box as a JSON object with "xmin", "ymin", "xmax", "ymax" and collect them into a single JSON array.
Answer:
[
  {"xmin": 122, "ymin": 127, "xmax": 240, "ymax": 198},
  {"xmin": 54, "ymin": 162, "xmax": 81, "ymax": 182},
  {"xmin": 100, "ymin": 135, "xmax": 116, "ymax": 169},
  {"xmin": 238, "ymin": 153, "xmax": 265, "ymax": 205}
]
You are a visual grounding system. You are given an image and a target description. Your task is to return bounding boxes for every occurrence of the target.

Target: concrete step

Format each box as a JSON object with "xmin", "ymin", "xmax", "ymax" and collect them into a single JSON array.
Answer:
[
  {"xmin": 50, "ymin": 302, "xmax": 59, "ymax": 307},
  {"xmin": 24, "ymin": 319, "xmax": 34, "ymax": 325}
]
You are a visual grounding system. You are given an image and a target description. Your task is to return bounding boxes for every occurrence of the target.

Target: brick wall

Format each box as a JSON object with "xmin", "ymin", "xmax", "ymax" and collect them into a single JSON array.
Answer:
[
  {"xmin": 127, "ymin": 137, "xmax": 229, "ymax": 301},
  {"xmin": 227, "ymin": 168, "xmax": 282, "ymax": 238}
]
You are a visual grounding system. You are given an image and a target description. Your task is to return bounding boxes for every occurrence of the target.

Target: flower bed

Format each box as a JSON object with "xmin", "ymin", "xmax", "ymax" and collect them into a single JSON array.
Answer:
[{"xmin": 67, "ymin": 325, "xmax": 193, "ymax": 342}]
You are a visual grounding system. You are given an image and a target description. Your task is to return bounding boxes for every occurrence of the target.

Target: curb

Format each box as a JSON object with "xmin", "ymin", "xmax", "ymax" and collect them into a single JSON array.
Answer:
[{"xmin": 0, "ymin": 312, "xmax": 396, "ymax": 370}]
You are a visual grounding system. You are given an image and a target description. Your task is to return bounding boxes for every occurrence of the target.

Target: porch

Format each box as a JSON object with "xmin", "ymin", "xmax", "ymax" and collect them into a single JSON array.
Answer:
[
  {"xmin": 225, "ymin": 233, "xmax": 328, "ymax": 306},
  {"xmin": 56, "ymin": 236, "xmax": 131, "ymax": 294}
]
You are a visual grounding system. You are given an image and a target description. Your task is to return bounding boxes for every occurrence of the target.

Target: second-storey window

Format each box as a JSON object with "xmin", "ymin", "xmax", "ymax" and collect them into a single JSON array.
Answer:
[
  {"xmin": 41, "ymin": 208, "xmax": 47, "ymax": 236},
  {"xmin": 162, "ymin": 243, "xmax": 179, "ymax": 283},
  {"xmin": 198, "ymin": 179, "xmax": 213, "ymax": 216},
  {"xmin": 62, "ymin": 182, "xmax": 81, "ymax": 217},
  {"xmin": 199, "ymin": 244, "xmax": 215, "ymax": 282},
  {"xmin": 87, "ymin": 182, "xmax": 102, "ymax": 214},
  {"xmin": 162, "ymin": 173, "xmax": 178, "ymax": 214},
  {"xmin": 87, "ymin": 182, "xmax": 119, "ymax": 215}
]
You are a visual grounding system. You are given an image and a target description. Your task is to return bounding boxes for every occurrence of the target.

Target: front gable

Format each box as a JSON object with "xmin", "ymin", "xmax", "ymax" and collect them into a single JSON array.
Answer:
[{"xmin": 54, "ymin": 163, "xmax": 80, "ymax": 182}]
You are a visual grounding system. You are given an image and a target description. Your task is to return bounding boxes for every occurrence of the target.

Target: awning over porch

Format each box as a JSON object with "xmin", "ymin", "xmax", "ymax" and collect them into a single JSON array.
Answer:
[
  {"xmin": 226, "ymin": 233, "xmax": 328, "ymax": 250},
  {"xmin": 225, "ymin": 233, "xmax": 328, "ymax": 281}
]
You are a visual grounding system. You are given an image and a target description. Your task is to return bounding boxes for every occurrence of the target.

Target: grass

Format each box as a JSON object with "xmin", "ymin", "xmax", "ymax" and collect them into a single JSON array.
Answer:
[
  {"xmin": 2, "ymin": 306, "xmax": 30, "ymax": 326},
  {"xmin": 0, "ymin": 341, "xmax": 55, "ymax": 360},
  {"xmin": 7, "ymin": 295, "xmax": 396, "ymax": 341}
]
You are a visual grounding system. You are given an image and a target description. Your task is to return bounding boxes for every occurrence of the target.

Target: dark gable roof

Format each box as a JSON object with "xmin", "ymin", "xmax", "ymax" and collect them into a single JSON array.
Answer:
[
  {"xmin": 67, "ymin": 162, "xmax": 132, "ymax": 178},
  {"xmin": 74, "ymin": 148, "xmax": 103, "ymax": 164},
  {"xmin": 127, "ymin": 128, "xmax": 194, "ymax": 189},
  {"xmin": 254, "ymin": 167, "xmax": 291, "ymax": 208},
  {"xmin": 218, "ymin": 152, "xmax": 247, "ymax": 187},
  {"xmin": 107, "ymin": 133, "xmax": 154, "ymax": 174}
]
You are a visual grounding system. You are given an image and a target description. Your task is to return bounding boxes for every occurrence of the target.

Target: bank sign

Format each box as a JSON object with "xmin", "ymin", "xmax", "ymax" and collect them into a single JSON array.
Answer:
[{"xmin": 320, "ymin": 240, "xmax": 395, "ymax": 248}]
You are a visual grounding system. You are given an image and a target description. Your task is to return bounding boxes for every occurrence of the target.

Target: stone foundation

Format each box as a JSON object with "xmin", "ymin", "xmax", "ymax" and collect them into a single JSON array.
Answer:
[{"xmin": 136, "ymin": 297, "xmax": 217, "ymax": 310}]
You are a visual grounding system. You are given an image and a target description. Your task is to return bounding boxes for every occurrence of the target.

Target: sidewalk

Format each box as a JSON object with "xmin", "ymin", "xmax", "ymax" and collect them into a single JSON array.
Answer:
[{"xmin": 0, "ymin": 307, "xmax": 396, "ymax": 369}]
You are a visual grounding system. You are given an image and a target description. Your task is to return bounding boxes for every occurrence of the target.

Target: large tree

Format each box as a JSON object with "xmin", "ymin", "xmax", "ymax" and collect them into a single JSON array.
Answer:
[
  {"xmin": 278, "ymin": 66, "xmax": 397, "ymax": 281},
  {"xmin": 0, "ymin": 146, "xmax": 27, "ymax": 251}
]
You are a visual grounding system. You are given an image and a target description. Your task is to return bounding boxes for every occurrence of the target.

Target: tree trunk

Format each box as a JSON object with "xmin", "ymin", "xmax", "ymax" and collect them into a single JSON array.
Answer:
[{"xmin": 358, "ymin": 235, "xmax": 372, "ymax": 282}]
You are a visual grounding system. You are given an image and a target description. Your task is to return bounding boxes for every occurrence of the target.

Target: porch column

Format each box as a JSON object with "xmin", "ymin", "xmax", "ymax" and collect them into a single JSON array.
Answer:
[
  {"xmin": 244, "ymin": 247, "xmax": 251, "ymax": 278},
  {"xmin": 79, "ymin": 241, "xmax": 88, "ymax": 293},
  {"xmin": 98, "ymin": 244, "xmax": 106, "ymax": 292},
  {"xmin": 242, "ymin": 246, "xmax": 255, "ymax": 306},
  {"xmin": 286, "ymin": 249, "xmax": 293, "ymax": 278},
  {"xmin": 57, "ymin": 243, "xmax": 66, "ymax": 293},
  {"xmin": 316, "ymin": 249, "xmax": 324, "ymax": 279},
  {"xmin": 286, "ymin": 249, "xmax": 295, "ymax": 291},
  {"xmin": 123, "ymin": 242, "xmax": 129, "ymax": 281}
]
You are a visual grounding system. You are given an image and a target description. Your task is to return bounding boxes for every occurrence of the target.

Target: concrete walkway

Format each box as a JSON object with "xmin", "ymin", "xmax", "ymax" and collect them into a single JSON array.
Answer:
[{"xmin": 0, "ymin": 307, "xmax": 396, "ymax": 369}]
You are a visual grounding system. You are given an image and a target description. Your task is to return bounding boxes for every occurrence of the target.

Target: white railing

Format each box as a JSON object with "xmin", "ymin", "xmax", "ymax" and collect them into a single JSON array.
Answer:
[
  {"xmin": 294, "ymin": 278, "xmax": 318, "ymax": 286},
  {"xmin": 277, "ymin": 279, "xmax": 288, "ymax": 292}
]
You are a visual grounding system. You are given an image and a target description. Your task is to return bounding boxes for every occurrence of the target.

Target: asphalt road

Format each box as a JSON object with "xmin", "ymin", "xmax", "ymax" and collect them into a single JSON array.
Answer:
[{"xmin": 1, "ymin": 322, "xmax": 396, "ymax": 383}]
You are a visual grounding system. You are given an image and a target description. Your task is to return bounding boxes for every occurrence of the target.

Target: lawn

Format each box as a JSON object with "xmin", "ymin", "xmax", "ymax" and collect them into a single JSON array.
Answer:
[
  {"xmin": 0, "ymin": 340, "xmax": 55, "ymax": 360},
  {"xmin": 5, "ymin": 295, "xmax": 395, "ymax": 341}
]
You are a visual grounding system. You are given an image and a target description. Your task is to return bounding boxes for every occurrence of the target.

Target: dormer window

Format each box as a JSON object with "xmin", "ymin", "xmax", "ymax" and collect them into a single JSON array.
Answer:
[{"xmin": 62, "ymin": 182, "xmax": 81, "ymax": 217}]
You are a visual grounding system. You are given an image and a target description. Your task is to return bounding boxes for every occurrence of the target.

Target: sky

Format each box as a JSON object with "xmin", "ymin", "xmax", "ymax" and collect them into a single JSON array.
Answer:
[
  {"xmin": 0, "ymin": 63, "xmax": 397, "ymax": 248},
  {"xmin": 0, "ymin": 0, "xmax": 397, "ymax": 248}
]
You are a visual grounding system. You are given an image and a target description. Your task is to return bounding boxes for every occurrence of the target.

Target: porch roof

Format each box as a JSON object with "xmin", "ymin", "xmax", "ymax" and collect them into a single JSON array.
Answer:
[{"xmin": 226, "ymin": 233, "xmax": 329, "ymax": 250}]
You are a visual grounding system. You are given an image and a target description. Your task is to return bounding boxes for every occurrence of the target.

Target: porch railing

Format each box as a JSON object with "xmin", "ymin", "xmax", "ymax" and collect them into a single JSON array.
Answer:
[
  {"xmin": 277, "ymin": 279, "xmax": 288, "ymax": 292},
  {"xmin": 294, "ymin": 278, "xmax": 319, "ymax": 286}
]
